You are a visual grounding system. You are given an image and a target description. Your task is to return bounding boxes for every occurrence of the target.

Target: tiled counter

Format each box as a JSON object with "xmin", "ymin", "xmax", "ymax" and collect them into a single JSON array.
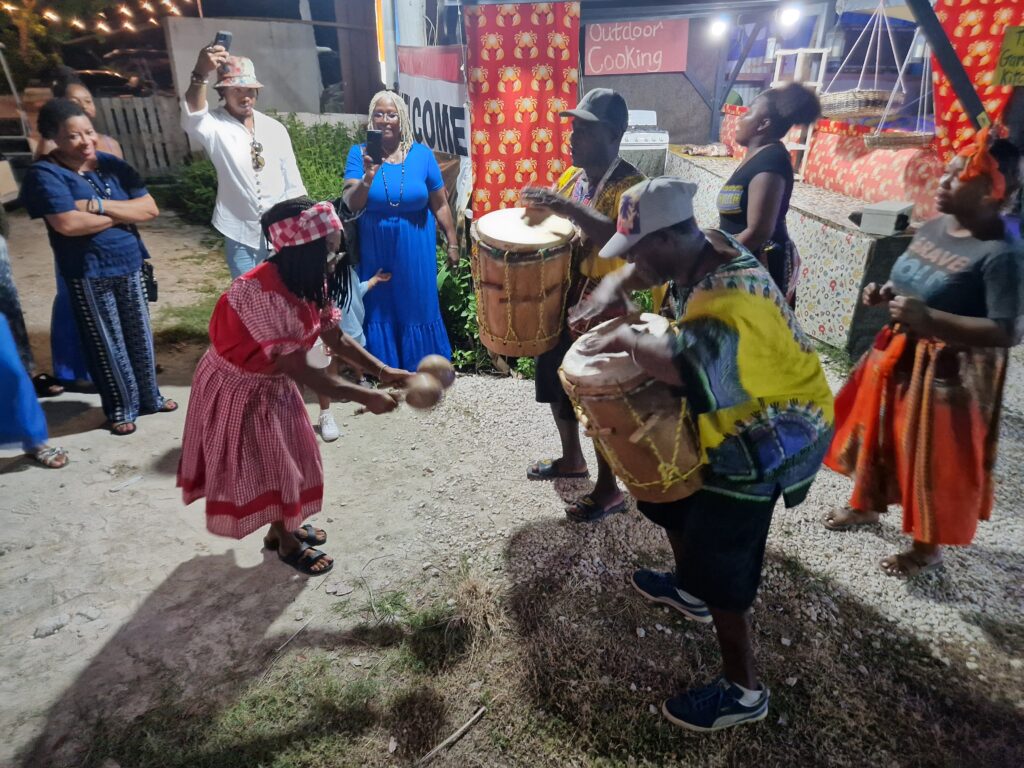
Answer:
[{"xmin": 665, "ymin": 149, "xmax": 911, "ymax": 357}]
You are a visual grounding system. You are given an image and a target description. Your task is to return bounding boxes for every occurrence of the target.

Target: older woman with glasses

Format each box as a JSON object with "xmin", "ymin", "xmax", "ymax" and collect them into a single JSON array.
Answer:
[
  {"xmin": 342, "ymin": 91, "xmax": 458, "ymax": 370},
  {"xmin": 182, "ymin": 45, "xmax": 306, "ymax": 279}
]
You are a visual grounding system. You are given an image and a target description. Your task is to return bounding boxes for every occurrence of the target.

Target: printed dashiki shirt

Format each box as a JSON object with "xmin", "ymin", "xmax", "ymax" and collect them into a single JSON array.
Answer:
[
  {"xmin": 670, "ymin": 233, "xmax": 834, "ymax": 505},
  {"xmin": 556, "ymin": 160, "xmax": 644, "ymax": 280}
]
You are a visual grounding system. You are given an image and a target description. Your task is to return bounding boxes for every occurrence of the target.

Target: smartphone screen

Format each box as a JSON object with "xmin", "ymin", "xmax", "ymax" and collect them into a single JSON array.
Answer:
[
  {"xmin": 213, "ymin": 30, "xmax": 232, "ymax": 51},
  {"xmin": 366, "ymin": 130, "xmax": 383, "ymax": 164}
]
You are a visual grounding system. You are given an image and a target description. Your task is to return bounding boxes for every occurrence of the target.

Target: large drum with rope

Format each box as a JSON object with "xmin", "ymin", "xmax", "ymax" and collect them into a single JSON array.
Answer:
[
  {"xmin": 559, "ymin": 313, "xmax": 704, "ymax": 503},
  {"xmin": 470, "ymin": 207, "xmax": 574, "ymax": 357}
]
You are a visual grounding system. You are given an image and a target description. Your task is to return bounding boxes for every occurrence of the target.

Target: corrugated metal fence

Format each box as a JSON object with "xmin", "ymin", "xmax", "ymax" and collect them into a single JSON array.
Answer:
[{"xmin": 94, "ymin": 95, "xmax": 189, "ymax": 178}]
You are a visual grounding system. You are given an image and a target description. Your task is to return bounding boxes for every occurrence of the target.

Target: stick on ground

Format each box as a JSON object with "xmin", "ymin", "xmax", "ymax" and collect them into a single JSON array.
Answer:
[{"xmin": 415, "ymin": 706, "xmax": 486, "ymax": 767}]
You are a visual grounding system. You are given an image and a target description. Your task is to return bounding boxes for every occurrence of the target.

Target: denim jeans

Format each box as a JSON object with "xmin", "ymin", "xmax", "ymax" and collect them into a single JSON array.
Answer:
[{"xmin": 224, "ymin": 236, "xmax": 269, "ymax": 279}]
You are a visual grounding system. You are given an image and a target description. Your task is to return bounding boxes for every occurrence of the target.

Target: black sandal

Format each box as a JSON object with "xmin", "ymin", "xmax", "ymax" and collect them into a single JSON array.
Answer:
[
  {"xmin": 565, "ymin": 495, "xmax": 627, "ymax": 523},
  {"xmin": 527, "ymin": 458, "xmax": 589, "ymax": 481},
  {"xmin": 278, "ymin": 542, "xmax": 334, "ymax": 575},
  {"xmin": 110, "ymin": 421, "xmax": 137, "ymax": 436},
  {"xmin": 264, "ymin": 524, "xmax": 327, "ymax": 550},
  {"xmin": 33, "ymin": 374, "xmax": 64, "ymax": 398}
]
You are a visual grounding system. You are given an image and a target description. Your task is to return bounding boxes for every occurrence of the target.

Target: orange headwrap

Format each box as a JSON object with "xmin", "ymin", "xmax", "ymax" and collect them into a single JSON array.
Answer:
[{"xmin": 958, "ymin": 126, "xmax": 1006, "ymax": 202}]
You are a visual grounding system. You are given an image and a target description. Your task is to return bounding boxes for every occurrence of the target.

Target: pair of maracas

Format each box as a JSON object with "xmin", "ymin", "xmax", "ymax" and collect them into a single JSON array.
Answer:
[{"xmin": 401, "ymin": 354, "xmax": 456, "ymax": 409}]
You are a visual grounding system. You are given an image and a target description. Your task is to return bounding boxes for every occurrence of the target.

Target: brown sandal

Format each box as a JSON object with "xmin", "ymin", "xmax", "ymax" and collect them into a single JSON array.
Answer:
[
  {"xmin": 879, "ymin": 551, "xmax": 943, "ymax": 578},
  {"xmin": 822, "ymin": 507, "xmax": 880, "ymax": 531}
]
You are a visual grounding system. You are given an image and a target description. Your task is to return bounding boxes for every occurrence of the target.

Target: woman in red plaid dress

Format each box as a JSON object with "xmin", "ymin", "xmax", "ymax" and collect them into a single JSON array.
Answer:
[{"xmin": 178, "ymin": 198, "xmax": 410, "ymax": 575}]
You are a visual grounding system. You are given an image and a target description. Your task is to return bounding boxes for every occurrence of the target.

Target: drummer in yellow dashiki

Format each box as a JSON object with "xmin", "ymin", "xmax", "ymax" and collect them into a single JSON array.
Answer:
[
  {"xmin": 521, "ymin": 88, "xmax": 663, "ymax": 522},
  {"xmin": 577, "ymin": 178, "xmax": 833, "ymax": 731}
]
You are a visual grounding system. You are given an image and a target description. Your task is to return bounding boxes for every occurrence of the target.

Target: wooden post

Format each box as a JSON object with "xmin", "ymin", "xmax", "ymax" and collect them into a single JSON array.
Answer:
[{"xmin": 334, "ymin": 0, "xmax": 385, "ymax": 115}]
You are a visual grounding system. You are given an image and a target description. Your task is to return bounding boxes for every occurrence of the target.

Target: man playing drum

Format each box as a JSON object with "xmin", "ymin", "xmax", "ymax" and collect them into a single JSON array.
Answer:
[
  {"xmin": 521, "ymin": 88, "xmax": 657, "ymax": 522},
  {"xmin": 575, "ymin": 177, "xmax": 833, "ymax": 731}
]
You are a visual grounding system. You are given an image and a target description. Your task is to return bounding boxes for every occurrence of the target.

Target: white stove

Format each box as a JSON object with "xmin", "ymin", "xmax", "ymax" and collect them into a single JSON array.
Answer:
[{"xmin": 620, "ymin": 110, "xmax": 669, "ymax": 176}]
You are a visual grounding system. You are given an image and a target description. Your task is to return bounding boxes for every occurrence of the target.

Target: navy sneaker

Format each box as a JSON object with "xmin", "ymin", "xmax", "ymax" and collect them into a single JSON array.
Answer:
[
  {"xmin": 662, "ymin": 677, "xmax": 769, "ymax": 732},
  {"xmin": 630, "ymin": 569, "xmax": 713, "ymax": 624}
]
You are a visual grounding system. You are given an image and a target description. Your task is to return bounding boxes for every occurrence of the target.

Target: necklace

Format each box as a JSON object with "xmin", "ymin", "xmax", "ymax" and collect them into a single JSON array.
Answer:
[
  {"xmin": 53, "ymin": 154, "xmax": 111, "ymax": 197},
  {"xmin": 380, "ymin": 159, "xmax": 406, "ymax": 208}
]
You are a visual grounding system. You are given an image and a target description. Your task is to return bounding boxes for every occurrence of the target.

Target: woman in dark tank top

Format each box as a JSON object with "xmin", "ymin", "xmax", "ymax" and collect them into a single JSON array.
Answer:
[{"xmin": 716, "ymin": 83, "xmax": 821, "ymax": 306}]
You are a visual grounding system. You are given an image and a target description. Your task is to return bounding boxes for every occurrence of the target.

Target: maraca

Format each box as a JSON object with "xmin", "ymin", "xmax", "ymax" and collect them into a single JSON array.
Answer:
[{"xmin": 417, "ymin": 354, "xmax": 456, "ymax": 389}]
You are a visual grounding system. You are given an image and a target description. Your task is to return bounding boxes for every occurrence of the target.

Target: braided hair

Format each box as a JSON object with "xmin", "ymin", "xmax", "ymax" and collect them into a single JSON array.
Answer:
[
  {"xmin": 367, "ymin": 90, "xmax": 414, "ymax": 157},
  {"xmin": 261, "ymin": 197, "xmax": 351, "ymax": 311}
]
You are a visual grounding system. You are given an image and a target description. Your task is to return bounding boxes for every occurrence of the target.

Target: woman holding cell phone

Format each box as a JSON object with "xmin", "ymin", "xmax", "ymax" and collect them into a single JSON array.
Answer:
[{"xmin": 342, "ymin": 91, "xmax": 458, "ymax": 371}]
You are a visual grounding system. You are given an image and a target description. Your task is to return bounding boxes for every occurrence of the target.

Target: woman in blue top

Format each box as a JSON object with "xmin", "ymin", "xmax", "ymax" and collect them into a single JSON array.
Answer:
[
  {"xmin": 343, "ymin": 91, "xmax": 458, "ymax": 370},
  {"xmin": 21, "ymin": 99, "xmax": 174, "ymax": 435}
]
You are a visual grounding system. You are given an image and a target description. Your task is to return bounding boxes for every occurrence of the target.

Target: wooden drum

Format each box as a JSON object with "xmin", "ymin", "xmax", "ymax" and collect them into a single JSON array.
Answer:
[
  {"xmin": 470, "ymin": 207, "xmax": 574, "ymax": 357},
  {"xmin": 559, "ymin": 314, "xmax": 704, "ymax": 503}
]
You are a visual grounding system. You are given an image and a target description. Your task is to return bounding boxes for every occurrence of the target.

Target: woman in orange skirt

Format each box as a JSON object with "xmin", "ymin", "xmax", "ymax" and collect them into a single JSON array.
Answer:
[{"xmin": 824, "ymin": 132, "xmax": 1022, "ymax": 577}]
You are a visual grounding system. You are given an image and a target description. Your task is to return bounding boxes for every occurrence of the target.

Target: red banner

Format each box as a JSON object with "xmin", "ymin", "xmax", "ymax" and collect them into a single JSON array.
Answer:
[
  {"xmin": 465, "ymin": 1, "xmax": 581, "ymax": 217},
  {"xmin": 933, "ymin": 0, "xmax": 1024, "ymax": 158}
]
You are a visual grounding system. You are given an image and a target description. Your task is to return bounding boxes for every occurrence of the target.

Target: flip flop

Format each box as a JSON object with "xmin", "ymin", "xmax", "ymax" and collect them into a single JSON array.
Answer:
[
  {"xmin": 879, "ymin": 552, "xmax": 943, "ymax": 579},
  {"xmin": 822, "ymin": 507, "xmax": 879, "ymax": 531},
  {"xmin": 279, "ymin": 542, "xmax": 334, "ymax": 576},
  {"xmin": 109, "ymin": 421, "xmax": 137, "ymax": 436},
  {"xmin": 565, "ymin": 495, "xmax": 627, "ymax": 523},
  {"xmin": 32, "ymin": 374, "xmax": 64, "ymax": 398},
  {"xmin": 527, "ymin": 458, "xmax": 589, "ymax": 481},
  {"xmin": 264, "ymin": 524, "xmax": 327, "ymax": 550}
]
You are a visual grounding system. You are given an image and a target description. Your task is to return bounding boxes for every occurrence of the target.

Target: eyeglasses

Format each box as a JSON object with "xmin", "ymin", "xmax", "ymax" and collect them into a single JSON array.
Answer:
[
  {"xmin": 371, "ymin": 111, "xmax": 400, "ymax": 122},
  {"xmin": 251, "ymin": 140, "xmax": 265, "ymax": 172}
]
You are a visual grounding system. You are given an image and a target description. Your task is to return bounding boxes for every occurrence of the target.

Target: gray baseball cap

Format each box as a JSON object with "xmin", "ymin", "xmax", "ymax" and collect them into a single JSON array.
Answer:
[{"xmin": 560, "ymin": 88, "xmax": 629, "ymax": 134}]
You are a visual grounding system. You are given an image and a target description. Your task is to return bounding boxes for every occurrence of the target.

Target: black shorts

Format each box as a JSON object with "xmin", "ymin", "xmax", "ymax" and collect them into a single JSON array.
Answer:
[
  {"xmin": 534, "ymin": 328, "xmax": 575, "ymax": 421},
  {"xmin": 637, "ymin": 489, "xmax": 779, "ymax": 612}
]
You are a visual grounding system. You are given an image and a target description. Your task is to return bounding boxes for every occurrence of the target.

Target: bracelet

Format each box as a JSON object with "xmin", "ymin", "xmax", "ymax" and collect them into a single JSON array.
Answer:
[
  {"xmin": 87, "ymin": 197, "xmax": 97, "ymax": 214},
  {"xmin": 190, "ymin": 71, "xmax": 208, "ymax": 85},
  {"xmin": 97, "ymin": 197, "xmax": 105, "ymax": 215},
  {"xmin": 377, "ymin": 363, "xmax": 386, "ymax": 380}
]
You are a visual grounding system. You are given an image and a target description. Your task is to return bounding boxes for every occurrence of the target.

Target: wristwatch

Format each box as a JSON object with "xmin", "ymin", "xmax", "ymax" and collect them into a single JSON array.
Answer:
[{"xmin": 190, "ymin": 70, "xmax": 208, "ymax": 86}]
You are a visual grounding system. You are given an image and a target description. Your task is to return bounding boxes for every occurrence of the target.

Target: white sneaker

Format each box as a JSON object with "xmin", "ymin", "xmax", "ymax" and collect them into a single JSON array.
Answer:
[{"xmin": 318, "ymin": 411, "xmax": 340, "ymax": 442}]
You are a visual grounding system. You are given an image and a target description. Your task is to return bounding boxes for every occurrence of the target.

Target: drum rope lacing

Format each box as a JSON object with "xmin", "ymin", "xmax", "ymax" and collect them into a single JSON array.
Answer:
[
  {"xmin": 562, "ymin": 376, "xmax": 703, "ymax": 494},
  {"xmin": 471, "ymin": 236, "xmax": 573, "ymax": 349}
]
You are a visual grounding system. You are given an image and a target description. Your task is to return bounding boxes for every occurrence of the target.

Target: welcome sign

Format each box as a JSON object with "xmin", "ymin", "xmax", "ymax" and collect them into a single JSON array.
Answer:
[
  {"xmin": 584, "ymin": 19, "xmax": 689, "ymax": 76},
  {"xmin": 396, "ymin": 46, "xmax": 469, "ymax": 158}
]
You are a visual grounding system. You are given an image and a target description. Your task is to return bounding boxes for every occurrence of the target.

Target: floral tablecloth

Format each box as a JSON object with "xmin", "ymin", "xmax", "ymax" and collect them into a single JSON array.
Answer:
[{"xmin": 665, "ymin": 150, "xmax": 906, "ymax": 351}]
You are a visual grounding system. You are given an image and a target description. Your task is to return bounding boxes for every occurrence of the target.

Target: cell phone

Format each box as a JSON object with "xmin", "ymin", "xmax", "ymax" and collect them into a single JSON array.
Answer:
[
  {"xmin": 366, "ymin": 129, "xmax": 383, "ymax": 164},
  {"xmin": 213, "ymin": 30, "xmax": 232, "ymax": 51}
]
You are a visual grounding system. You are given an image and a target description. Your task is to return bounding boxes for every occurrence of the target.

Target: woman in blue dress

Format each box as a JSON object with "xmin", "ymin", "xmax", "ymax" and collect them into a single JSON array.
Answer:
[{"xmin": 343, "ymin": 91, "xmax": 458, "ymax": 370}]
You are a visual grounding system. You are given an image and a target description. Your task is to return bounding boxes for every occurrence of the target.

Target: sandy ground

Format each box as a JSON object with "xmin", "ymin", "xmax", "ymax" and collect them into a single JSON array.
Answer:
[{"xmin": 1, "ymin": 209, "xmax": 1023, "ymax": 765}]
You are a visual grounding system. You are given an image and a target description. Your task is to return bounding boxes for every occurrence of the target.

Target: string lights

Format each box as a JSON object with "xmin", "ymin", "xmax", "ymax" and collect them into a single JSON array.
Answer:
[{"xmin": 0, "ymin": 0, "xmax": 193, "ymax": 34}]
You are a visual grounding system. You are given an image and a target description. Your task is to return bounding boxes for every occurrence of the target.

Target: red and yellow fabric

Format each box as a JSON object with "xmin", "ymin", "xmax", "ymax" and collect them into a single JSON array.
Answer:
[
  {"xmin": 932, "ymin": 0, "xmax": 1024, "ymax": 159},
  {"xmin": 825, "ymin": 327, "xmax": 1007, "ymax": 546},
  {"xmin": 464, "ymin": 1, "xmax": 581, "ymax": 218}
]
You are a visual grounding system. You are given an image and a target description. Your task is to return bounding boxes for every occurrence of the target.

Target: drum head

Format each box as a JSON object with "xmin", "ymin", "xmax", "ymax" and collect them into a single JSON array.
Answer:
[
  {"xmin": 562, "ymin": 313, "xmax": 671, "ymax": 388},
  {"xmin": 476, "ymin": 207, "xmax": 574, "ymax": 252}
]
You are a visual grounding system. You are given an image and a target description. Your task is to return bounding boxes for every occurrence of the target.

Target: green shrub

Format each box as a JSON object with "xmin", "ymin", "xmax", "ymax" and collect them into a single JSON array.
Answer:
[
  {"xmin": 173, "ymin": 158, "xmax": 219, "ymax": 225},
  {"xmin": 436, "ymin": 245, "xmax": 495, "ymax": 372}
]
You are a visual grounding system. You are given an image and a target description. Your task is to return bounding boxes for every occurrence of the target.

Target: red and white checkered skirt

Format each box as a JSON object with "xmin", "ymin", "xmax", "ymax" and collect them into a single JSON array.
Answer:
[{"xmin": 177, "ymin": 348, "xmax": 323, "ymax": 539}]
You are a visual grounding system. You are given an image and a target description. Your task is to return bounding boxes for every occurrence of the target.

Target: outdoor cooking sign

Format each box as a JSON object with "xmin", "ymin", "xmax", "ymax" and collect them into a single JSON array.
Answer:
[{"xmin": 585, "ymin": 19, "xmax": 689, "ymax": 76}]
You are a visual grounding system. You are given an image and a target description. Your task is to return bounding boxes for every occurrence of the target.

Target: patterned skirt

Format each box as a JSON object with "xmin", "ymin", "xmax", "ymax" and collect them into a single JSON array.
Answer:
[
  {"xmin": 177, "ymin": 348, "xmax": 323, "ymax": 539},
  {"xmin": 825, "ymin": 327, "xmax": 1006, "ymax": 546}
]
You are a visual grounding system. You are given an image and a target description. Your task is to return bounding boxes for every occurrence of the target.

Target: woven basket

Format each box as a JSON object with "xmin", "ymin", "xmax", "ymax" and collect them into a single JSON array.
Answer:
[
  {"xmin": 863, "ymin": 131, "xmax": 935, "ymax": 150},
  {"xmin": 820, "ymin": 89, "xmax": 903, "ymax": 120}
]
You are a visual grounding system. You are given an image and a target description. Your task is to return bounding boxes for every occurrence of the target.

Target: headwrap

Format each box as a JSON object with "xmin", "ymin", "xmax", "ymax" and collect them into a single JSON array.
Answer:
[
  {"xmin": 958, "ymin": 126, "xmax": 1006, "ymax": 202},
  {"xmin": 267, "ymin": 201, "xmax": 343, "ymax": 252}
]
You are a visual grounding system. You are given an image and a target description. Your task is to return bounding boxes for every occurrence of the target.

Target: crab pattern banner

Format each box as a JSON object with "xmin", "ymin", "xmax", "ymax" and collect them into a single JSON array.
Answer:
[
  {"xmin": 933, "ymin": 0, "xmax": 1024, "ymax": 158},
  {"xmin": 464, "ymin": 2, "xmax": 581, "ymax": 217}
]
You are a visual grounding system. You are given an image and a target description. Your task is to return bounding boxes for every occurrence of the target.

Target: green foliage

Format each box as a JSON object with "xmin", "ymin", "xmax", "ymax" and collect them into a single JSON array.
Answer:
[
  {"xmin": 436, "ymin": 245, "xmax": 495, "ymax": 373},
  {"xmin": 171, "ymin": 115, "xmax": 364, "ymax": 224},
  {"xmin": 172, "ymin": 158, "xmax": 219, "ymax": 225},
  {"xmin": 278, "ymin": 113, "xmax": 364, "ymax": 203},
  {"xmin": 514, "ymin": 356, "xmax": 536, "ymax": 379}
]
